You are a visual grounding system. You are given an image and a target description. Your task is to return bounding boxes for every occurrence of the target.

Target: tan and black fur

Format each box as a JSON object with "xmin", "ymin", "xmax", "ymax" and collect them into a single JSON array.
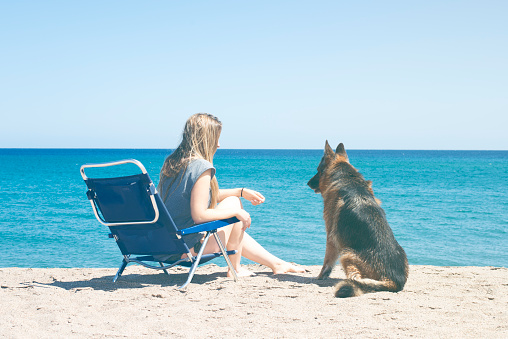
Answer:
[{"xmin": 308, "ymin": 141, "xmax": 408, "ymax": 298}]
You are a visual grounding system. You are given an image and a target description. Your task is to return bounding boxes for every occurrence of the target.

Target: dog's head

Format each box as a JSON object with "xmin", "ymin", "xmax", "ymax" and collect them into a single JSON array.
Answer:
[{"xmin": 307, "ymin": 140, "xmax": 349, "ymax": 193}]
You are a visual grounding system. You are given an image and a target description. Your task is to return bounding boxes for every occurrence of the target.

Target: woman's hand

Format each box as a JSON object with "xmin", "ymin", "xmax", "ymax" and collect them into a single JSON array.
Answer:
[
  {"xmin": 236, "ymin": 209, "xmax": 251, "ymax": 230},
  {"xmin": 242, "ymin": 188, "xmax": 265, "ymax": 206}
]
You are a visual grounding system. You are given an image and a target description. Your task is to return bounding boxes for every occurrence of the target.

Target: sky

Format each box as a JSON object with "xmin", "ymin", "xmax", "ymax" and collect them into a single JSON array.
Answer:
[{"xmin": 1, "ymin": 1, "xmax": 507, "ymax": 150}]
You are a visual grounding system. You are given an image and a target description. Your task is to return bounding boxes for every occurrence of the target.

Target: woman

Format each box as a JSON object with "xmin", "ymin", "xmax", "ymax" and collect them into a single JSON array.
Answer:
[{"xmin": 158, "ymin": 113, "xmax": 304, "ymax": 277}]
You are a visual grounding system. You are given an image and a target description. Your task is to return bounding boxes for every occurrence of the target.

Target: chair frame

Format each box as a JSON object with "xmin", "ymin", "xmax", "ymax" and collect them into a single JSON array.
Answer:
[{"xmin": 81, "ymin": 159, "xmax": 238, "ymax": 289}]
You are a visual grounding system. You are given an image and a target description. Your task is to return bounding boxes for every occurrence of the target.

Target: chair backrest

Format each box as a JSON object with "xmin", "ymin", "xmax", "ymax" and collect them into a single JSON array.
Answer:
[
  {"xmin": 82, "ymin": 160, "xmax": 190, "ymax": 257},
  {"xmin": 86, "ymin": 174, "xmax": 157, "ymax": 223}
]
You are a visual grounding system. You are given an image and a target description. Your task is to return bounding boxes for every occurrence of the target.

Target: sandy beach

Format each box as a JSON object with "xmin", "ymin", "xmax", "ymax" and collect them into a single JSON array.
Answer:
[{"xmin": 1, "ymin": 264, "xmax": 506, "ymax": 338}]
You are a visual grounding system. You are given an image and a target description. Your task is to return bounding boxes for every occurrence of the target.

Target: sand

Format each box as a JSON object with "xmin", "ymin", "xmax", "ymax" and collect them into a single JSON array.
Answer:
[{"xmin": 1, "ymin": 264, "xmax": 507, "ymax": 338}]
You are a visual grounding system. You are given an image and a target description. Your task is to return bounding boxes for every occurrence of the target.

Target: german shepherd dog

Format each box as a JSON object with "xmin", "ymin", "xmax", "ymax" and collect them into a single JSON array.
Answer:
[{"xmin": 308, "ymin": 141, "xmax": 408, "ymax": 298}]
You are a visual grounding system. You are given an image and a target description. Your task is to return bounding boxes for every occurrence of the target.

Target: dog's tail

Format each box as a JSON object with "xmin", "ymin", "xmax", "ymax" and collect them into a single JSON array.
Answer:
[{"xmin": 334, "ymin": 278, "xmax": 402, "ymax": 298}]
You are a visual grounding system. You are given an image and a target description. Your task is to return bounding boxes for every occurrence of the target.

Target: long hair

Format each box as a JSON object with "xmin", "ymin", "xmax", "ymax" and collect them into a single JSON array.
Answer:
[{"xmin": 158, "ymin": 113, "xmax": 222, "ymax": 207}]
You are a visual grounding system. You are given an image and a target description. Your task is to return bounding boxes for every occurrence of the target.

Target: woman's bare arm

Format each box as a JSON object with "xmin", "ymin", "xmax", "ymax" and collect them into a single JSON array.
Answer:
[
  {"xmin": 219, "ymin": 188, "xmax": 265, "ymax": 206},
  {"xmin": 190, "ymin": 170, "xmax": 251, "ymax": 227}
]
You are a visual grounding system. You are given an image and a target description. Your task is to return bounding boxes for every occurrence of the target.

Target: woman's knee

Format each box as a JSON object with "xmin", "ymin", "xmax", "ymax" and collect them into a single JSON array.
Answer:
[{"xmin": 217, "ymin": 196, "xmax": 242, "ymax": 209}]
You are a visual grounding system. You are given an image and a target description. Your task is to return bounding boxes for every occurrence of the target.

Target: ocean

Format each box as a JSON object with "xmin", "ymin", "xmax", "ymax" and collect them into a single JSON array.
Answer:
[{"xmin": 0, "ymin": 149, "xmax": 506, "ymax": 268}]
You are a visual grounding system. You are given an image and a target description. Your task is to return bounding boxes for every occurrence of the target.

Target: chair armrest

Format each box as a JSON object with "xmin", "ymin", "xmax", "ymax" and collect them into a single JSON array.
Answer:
[{"xmin": 177, "ymin": 217, "xmax": 240, "ymax": 236}]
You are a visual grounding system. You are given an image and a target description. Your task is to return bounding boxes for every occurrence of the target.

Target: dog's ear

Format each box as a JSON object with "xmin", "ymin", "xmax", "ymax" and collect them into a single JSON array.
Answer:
[
  {"xmin": 324, "ymin": 140, "xmax": 335, "ymax": 158},
  {"xmin": 335, "ymin": 143, "xmax": 349, "ymax": 161}
]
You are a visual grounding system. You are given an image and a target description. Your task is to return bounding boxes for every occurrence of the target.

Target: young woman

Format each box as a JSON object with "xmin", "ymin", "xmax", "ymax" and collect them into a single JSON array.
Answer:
[{"xmin": 158, "ymin": 113, "xmax": 304, "ymax": 277}]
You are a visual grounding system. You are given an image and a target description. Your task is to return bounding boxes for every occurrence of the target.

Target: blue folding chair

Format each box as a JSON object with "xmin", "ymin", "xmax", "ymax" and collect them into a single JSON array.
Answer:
[{"xmin": 80, "ymin": 159, "xmax": 239, "ymax": 289}]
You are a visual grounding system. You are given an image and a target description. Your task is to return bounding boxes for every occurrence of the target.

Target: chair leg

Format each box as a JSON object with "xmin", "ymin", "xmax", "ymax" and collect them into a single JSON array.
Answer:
[
  {"xmin": 159, "ymin": 262, "xmax": 169, "ymax": 275},
  {"xmin": 113, "ymin": 258, "xmax": 128, "ymax": 283},
  {"xmin": 213, "ymin": 232, "xmax": 238, "ymax": 282},
  {"xmin": 178, "ymin": 232, "xmax": 211, "ymax": 290}
]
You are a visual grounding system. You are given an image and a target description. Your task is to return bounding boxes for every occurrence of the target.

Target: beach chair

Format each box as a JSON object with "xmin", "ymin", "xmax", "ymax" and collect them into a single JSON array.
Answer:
[{"xmin": 80, "ymin": 159, "xmax": 239, "ymax": 289}]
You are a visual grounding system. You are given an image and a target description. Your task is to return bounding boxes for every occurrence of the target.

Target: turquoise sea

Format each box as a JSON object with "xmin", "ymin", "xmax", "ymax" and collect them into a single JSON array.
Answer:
[{"xmin": 0, "ymin": 149, "xmax": 506, "ymax": 268}]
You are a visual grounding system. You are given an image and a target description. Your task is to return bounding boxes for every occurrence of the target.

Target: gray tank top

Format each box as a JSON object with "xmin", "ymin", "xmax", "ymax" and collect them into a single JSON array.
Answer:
[{"xmin": 159, "ymin": 158, "xmax": 215, "ymax": 248}]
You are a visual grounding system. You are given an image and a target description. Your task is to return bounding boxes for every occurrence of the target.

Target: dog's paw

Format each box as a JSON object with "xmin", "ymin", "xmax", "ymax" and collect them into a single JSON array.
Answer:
[{"xmin": 317, "ymin": 267, "xmax": 332, "ymax": 280}]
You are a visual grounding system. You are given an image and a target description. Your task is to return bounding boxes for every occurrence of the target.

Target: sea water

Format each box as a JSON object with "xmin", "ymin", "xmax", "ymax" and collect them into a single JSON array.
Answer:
[{"xmin": 0, "ymin": 149, "xmax": 506, "ymax": 268}]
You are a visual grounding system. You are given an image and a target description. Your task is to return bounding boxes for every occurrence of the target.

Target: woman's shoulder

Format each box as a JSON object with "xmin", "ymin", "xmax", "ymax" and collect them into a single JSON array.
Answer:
[
  {"xmin": 187, "ymin": 158, "xmax": 215, "ymax": 177},
  {"xmin": 188, "ymin": 158, "xmax": 213, "ymax": 169}
]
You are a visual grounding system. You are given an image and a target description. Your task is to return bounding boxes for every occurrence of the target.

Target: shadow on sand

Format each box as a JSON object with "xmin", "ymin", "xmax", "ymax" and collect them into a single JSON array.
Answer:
[
  {"xmin": 32, "ymin": 269, "xmax": 227, "ymax": 292},
  {"xmin": 260, "ymin": 271, "xmax": 342, "ymax": 288},
  {"xmin": 31, "ymin": 267, "xmax": 342, "ymax": 292}
]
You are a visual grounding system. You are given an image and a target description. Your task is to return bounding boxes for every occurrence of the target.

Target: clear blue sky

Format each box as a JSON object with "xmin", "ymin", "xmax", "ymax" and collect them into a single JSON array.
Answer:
[{"xmin": 1, "ymin": 1, "xmax": 506, "ymax": 150}]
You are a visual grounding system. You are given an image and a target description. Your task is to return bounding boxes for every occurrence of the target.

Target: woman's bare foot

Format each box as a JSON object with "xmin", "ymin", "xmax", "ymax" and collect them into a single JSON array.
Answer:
[
  {"xmin": 227, "ymin": 268, "xmax": 256, "ymax": 277},
  {"xmin": 272, "ymin": 262, "xmax": 305, "ymax": 275}
]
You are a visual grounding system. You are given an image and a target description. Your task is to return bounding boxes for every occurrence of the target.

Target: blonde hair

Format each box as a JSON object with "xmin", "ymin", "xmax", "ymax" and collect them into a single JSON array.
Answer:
[{"xmin": 159, "ymin": 113, "xmax": 222, "ymax": 207}]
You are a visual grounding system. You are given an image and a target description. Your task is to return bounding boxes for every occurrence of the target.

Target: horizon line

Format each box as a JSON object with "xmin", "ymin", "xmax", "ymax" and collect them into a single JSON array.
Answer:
[{"xmin": 1, "ymin": 147, "xmax": 507, "ymax": 152}]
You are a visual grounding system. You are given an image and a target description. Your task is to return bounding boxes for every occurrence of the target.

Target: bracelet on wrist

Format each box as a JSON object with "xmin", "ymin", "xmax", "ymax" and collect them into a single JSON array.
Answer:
[{"xmin": 240, "ymin": 187, "xmax": 244, "ymax": 198}]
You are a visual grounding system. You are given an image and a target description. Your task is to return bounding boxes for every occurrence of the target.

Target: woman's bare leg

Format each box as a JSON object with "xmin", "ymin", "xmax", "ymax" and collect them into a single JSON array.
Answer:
[
  {"xmin": 197, "ymin": 197, "xmax": 252, "ymax": 276},
  {"xmin": 195, "ymin": 196, "xmax": 304, "ymax": 275},
  {"xmin": 241, "ymin": 232, "xmax": 305, "ymax": 274}
]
